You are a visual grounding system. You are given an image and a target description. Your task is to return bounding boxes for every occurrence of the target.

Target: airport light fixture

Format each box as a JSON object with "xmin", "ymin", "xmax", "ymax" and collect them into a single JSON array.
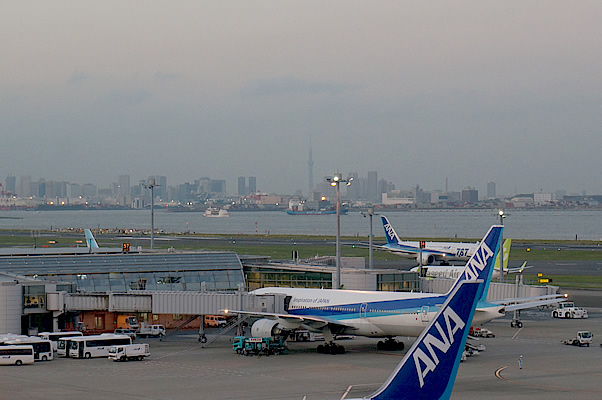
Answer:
[
  {"xmin": 326, "ymin": 172, "xmax": 353, "ymax": 289},
  {"xmin": 140, "ymin": 178, "xmax": 159, "ymax": 250},
  {"xmin": 361, "ymin": 207, "xmax": 377, "ymax": 270},
  {"xmin": 498, "ymin": 209, "xmax": 506, "ymax": 283}
]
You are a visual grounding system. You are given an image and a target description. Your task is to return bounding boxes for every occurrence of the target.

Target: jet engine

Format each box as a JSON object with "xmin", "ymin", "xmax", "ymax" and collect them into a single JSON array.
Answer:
[
  {"xmin": 417, "ymin": 253, "xmax": 436, "ymax": 265},
  {"xmin": 251, "ymin": 319, "xmax": 282, "ymax": 338}
]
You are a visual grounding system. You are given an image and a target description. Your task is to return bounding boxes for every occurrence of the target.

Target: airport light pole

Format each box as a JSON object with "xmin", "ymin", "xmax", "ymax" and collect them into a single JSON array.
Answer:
[
  {"xmin": 326, "ymin": 172, "xmax": 353, "ymax": 289},
  {"xmin": 361, "ymin": 207, "xmax": 377, "ymax": 270},
  {"xmin": 141, "ymin": 179, "xmax": 159, "ymax": 250},
  {"xmin": 498, "ymin": 209, "xmax": 506, "ymax": 283}
]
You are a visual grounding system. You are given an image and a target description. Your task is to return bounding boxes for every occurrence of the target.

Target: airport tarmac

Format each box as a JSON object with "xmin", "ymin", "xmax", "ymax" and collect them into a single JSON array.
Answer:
[{"xmin": 1, "ymin": 308, "xmax": 600, "ymax": 400}]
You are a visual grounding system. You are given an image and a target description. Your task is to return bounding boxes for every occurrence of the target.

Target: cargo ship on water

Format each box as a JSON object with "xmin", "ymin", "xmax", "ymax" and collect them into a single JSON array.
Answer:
[
  {"xmin": 286, "ymin": 199, "xmax": 347, "ymax": 215},
  {"xmin": 286, "ymin": 209, "xmax": 348, "ymax": 215}
]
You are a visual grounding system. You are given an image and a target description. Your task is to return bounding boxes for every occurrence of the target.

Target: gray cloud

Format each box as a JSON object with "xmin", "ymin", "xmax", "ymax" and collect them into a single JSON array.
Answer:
[
  {"xmin": 240, "ymin": 77, "xmax": 354, "ymax": 97},
  {"xmin": 99, "ymin": 88, "xmax": 152, "ymax": 107},
  {"xmin": 155, "ymin": 72, "xmax": 178, "ymax": 81},
  {"xmin": 68, "ymin": 71, "xmax": 89, "ymax": 84}
]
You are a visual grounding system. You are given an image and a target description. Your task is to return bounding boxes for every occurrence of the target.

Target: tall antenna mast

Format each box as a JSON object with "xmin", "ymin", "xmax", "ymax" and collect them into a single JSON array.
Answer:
[{"xmin": 308, "ymin": 136, "xmax": 314, "ymax": 197}]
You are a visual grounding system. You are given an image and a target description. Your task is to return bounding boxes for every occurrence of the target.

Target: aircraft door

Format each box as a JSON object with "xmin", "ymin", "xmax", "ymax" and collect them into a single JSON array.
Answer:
[
  {"xmin": 360, "ymin": 303, "xmax": 368, "ymax": 319},
  {"xmin": 421, "ymin": 306, "xmax": 429, "ymax": 322}
]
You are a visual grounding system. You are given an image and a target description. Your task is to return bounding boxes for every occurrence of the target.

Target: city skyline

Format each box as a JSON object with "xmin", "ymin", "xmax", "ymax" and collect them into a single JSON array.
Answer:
[
  {"xmin": 2, "ymin": 2, "xmax": 601, "ymax": 195},
  {"xmin": 1, "ymin": 171, "xmax": 596, "ymax": 201}
]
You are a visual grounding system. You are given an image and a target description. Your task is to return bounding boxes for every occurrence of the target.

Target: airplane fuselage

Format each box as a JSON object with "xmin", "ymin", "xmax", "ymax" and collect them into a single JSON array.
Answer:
[{"xmin": 252, "ymin": 287, "xmax": 503, "ymax": 338}]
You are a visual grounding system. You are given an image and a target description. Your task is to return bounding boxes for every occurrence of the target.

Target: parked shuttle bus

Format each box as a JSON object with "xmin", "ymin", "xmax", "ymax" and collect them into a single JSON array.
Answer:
[
  {"xmin": 38, "ymin": 331, "xmax": 83, "ymax": 352},
  {"xmin": 4, "ymin": 337, "xmax": 53, "ymax": 361},
  {"xmin": 0, "ymin": 345, "xmax": 35, "ymax": 366},
  {"xmin": 57, "ymin": 338, "xmax": 77, "ymax": 357},
  {"xmin": 68, "ymin": 335, "xmax": 132, "ymax": 359}
]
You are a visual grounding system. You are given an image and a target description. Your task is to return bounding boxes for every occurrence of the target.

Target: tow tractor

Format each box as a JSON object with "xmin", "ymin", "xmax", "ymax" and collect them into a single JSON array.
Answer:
[
  {"xmin": 232, "ymin": 336, "xmax": 287, "ymax": 356},
  {"xmin": 552, "ymin": 302, "xmax": 588, "ymax": 319},
  {"xmin": 562, "ymin": 331, "xmax": 593, "ymax": 347},
  {"xmin": 469, "ymin": 327, "xmax": 495, "ymax": 338}
]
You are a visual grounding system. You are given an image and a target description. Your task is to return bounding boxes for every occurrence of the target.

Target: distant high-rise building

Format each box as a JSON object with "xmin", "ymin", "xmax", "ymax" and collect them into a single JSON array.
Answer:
[
  {"xmin": 487, "ymin": 181, "xmax": 496, "ymax": 199},
  {"xmin": 238, "ymin": 177, "xmax": 246, "ymax": 196},
  {"xmin": 5, "ymin": 176, "xmax": 16, "ymax": 194},
  {"xmin": 308, "ymin": 138, "xmax": 314, "ymax": 196},
  {"xmin": 210, "ymin": 179, "xmax": 226, "ymax": 194},
  {"xmin": 248, "ymin": 176, "xmax": 256, "ymax": 194},
  {"xmin": 367, "ymin": 171, "xmax": 378, "ymax": 202},
  {"xmin": 19, "ymin": 176, "xmax": 32, "ymax": 197},
  {"xmin": 461, "ymin": 187, "xmax": 479, "ymax": 203},
  {"xmin": 119, "ymin": 175, "xmax": 130, "ymax": 196},
  {"xmin": 377, "ymin": 179, "xmax": 391, "ymax": 203},
  {"xmin": 81, "ymin": 184, "xmax": 97, "ymax": 197}
]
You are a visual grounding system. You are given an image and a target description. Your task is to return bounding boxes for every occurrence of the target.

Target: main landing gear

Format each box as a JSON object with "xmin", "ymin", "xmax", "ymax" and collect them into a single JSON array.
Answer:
[
  {"xmin": 377, "ymin": 337, "xmax": 405, "ymax": 351},
  {"xmin": 317, "ymin": 342, "xmax": 345, "ymax": 355},
  {"xmin": 510, "ymin": 319, "xmax": 523, "ymax": 328}
]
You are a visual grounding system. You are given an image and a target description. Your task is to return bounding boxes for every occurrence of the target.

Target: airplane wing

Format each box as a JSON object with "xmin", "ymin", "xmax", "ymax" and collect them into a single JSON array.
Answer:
[
  {"xmin": 505, "ymin": 261, "xmax": 532, "ymax": 274},
  {"xmin": 222, "ymin": 309, "xmax": 358, "ymax": 331},
  {"xmin": 490, "ymin": 294, "xmax": 566, "ymax": 312}
]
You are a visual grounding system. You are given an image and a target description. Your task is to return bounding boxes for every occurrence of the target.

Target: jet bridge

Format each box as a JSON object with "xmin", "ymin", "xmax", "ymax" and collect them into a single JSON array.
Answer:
[{"xmin": 52, "ymin": 290, "xmax": 286, "ymax": 316}]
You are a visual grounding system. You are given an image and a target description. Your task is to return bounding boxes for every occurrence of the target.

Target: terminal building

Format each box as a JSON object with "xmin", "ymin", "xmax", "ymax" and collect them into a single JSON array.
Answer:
[
  {"xmin": 0, "ymin": 248, "xmax": 557, "ymax": 336},
  {"xmin": 0, "ymin": 248, "xmax": 420, "ymax": 335}
]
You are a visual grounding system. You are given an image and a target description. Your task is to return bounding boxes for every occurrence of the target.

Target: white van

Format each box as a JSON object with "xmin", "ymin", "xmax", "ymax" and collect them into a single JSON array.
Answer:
[{"xmin": 204, "ymin": 315, "xmax": 227, "ymax": 328}]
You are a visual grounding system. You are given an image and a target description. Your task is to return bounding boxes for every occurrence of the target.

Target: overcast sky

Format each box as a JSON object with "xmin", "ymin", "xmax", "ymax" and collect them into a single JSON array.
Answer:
[{"xmin": 1, "ymin": 1, "xmax": 601, "ymax": 196}]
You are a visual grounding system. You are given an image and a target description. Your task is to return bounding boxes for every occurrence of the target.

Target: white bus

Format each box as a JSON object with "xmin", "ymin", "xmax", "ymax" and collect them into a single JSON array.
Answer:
[
  {"xmin": 68, "ymin": 335, "xmax": 132, "ymax": 359},
  {"xmin": 56, "ymin": 337, "xmax": 78, "ymax": 357},
  {"xmin": 38, "ymin": 331, "xmax": 83, "ymax": 351},
  {"xmin": 0, "ymin": 345, "xmax": 35, "ymax": 366},
  {"xmin": 4, "ymin": 337, "xmax": 53, "ymax": 361},
  {"xmin": 0, "ymin": 334, "xmax": 28, "ymax": 344}
]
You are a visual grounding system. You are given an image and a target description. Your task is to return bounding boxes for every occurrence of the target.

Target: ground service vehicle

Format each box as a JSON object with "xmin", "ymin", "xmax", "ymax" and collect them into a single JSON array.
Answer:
[
  {"xmin": 114, "ymin": 329, "xmax": 137, "ymax": 340},
  {"xmin": 552, "ymin": 302, "xmax": 588, "ymax": 319},
  {"xmin": 4, "ymin": 337, "xmax": 53, "ymax": 361},
  {"xmin": 116, "ymin": 315, "xmax": 139, "ymax": 330},
  {"xmin": 563, "ymin": 331, "xmax": 593, "ymax": 347},
  {"xmin": 137, "ymin": 323, "xmax": 165, "ymax": 338},
  {"xmin": 232, "ymin": 336, "xmax": 287, "ymax": 356},
  {"xmin": 108, "ymin": 343, "xmax": 150, "ymax": 361},
  {"xmin": 205, "ymin": 315, "xmax": 227, "ymax": 328},
  {"xmin": 469, "ymin": 327, "xmax": 496, "ymax": 338},
  {"xmin": 68, "ymin": 334, "xmax": 132, "ymax": 358},
  {"xmin": 0, "ymin": 345, "xmax": 35, "ymax": 366},
  {"xmin": 38, "ymin": 331, "xmax": 83, "ymax": 351}
]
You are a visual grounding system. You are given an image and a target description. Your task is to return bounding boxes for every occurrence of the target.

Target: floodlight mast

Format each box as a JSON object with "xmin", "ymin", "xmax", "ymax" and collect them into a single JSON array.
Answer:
[
  {"xmin": 361, "ymin": 207, "xmax": 377, "ymax": 270},
  {"xmin": 325, "ymin": 172, "xmax": 353, "ymax": 289},
  {"xmin": 498, "ymin": 209, "xmax": 506, "ymax": 283},
  {"xmin": 140, "ymin": 179, "xmax": 159, "ymax": 250}
]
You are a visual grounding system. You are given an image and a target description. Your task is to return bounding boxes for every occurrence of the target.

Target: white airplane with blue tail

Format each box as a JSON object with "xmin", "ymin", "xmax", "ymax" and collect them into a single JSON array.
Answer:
[
  {"xmin": 379, "ymin": 215, "xmax": 479, "ymax": 265},
  {"xmin": 226, "ymin": 225, "xmax": 505, "ymax": 354}
]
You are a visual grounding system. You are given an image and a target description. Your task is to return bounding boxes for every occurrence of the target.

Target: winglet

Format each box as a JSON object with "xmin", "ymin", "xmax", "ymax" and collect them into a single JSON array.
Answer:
[
  {"xmin": 364, "ymin": 280, "xmax": 482, "ymax": 400},
  {"xmin": 381, "ymin": 216, "xmax": 402, "ymax": 245},
  {"xmin": 84, "ymin": 229, "xmax": 99, "ymax": 249},
  {"xmin": 447, "ymin": 225, "xmax": 503, "ymax": 303}
]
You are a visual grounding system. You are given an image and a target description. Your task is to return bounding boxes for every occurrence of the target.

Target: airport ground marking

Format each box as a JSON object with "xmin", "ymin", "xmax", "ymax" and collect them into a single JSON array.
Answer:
[{"xmin": 495, "ymin": 366, "xmax": 602, "ymax": 394}]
